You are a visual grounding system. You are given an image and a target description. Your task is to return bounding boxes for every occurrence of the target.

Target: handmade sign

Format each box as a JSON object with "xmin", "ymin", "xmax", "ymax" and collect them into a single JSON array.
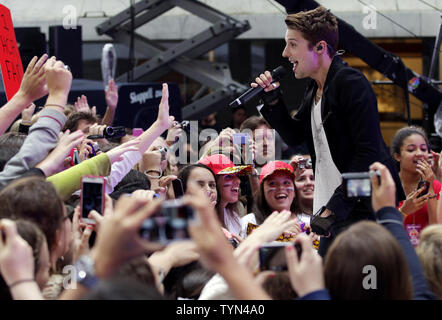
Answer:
[{"xmin": 0, "ymin": 4, "xmax": 23, "ymax": 100}]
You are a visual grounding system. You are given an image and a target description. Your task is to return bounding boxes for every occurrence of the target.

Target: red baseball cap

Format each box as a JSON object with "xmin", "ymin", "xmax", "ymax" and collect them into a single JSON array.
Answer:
[
  {"xmin": 259, "ymin": 161, "xmax": 295, "ymax": 184},
  {"xmin": 199, "ymin": 154, "xmax": 252, "ymax": 176}
]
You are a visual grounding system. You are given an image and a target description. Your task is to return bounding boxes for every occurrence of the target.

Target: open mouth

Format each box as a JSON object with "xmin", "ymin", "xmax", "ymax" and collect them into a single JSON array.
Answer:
[
  {"xmin": 275, "ymin": 193, "xmax": 288, "ymax": 200},
  {"xmin": 292, "ymin": 60, "xmax": 299, "ymax": 72}
]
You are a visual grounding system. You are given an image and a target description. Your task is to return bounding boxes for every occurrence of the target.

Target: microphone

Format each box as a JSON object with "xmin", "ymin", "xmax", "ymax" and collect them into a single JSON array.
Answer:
[{"xmin": 229, "ymin": 66, "xmax": 287, "ymax": 108}]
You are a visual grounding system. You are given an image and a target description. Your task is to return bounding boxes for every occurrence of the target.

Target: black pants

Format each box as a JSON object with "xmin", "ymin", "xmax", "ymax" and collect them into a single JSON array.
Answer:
[{"xmin": 318, "ymin": 202, "xmax": 375, "ymax": 257}]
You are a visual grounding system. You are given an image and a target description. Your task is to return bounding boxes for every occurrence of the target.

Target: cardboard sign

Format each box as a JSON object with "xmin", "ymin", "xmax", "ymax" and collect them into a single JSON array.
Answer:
[{"xmin": 0, "ymin": 4, "xmax": 23, "ymax": 100}]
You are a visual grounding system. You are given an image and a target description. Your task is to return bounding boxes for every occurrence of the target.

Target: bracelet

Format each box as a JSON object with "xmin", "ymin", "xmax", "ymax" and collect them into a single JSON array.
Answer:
[
  {"xmin": 44, "ymin": 103, "xmax": 65, "ymax": 109},
  {"xmin": 21, "ymin": 120, "xmax": 32, "ymax": 126},
  {"xmin": 8, "ymin": 279, "xmax": 35, "ymax": 289}
]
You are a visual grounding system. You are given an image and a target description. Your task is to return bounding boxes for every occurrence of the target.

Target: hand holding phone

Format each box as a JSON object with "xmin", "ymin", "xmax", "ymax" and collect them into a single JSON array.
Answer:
[
  {"xmin": 81, "ymin": 176, "xmax": 106, "ymax": 225},
  {"xmin": 259, "ymin": 242, "xmax": 302, "ymax": 271},
  {"xmin": 139, "ymin": 199, "xmax": 195, "ymax": 244},
  {"xmin": 417, "ymin": 178, "xmax": 430, "ymax": 198}
]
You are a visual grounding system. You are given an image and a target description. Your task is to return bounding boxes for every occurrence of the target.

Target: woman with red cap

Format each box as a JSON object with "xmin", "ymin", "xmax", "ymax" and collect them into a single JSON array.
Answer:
[
  {"xmin": 199, "ymin": 154, "xmax": 256, "ymax": 238},
  {"xmin": 252, "ymin": 161, "xmax": 304, "ymax": 238}
]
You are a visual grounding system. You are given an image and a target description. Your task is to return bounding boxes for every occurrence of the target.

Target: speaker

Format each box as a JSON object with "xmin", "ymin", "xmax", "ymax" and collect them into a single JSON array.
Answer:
[
  {"xmin": 15, "ymin": 27, "xmax": 46, "ymax": 71},
  {"xmin": 49, "ymin": 25, "xmax": 83, "ymax": 78}
]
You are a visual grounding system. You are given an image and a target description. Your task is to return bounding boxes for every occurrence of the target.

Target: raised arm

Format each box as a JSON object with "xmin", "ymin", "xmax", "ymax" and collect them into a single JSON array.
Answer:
[
  {"xmin": 0, "ymin": 57, "xmax": 72, "ymax": 187},
  {"xmin": 0, "ymin": 55, "xmax": 49, "ymax": 136}
]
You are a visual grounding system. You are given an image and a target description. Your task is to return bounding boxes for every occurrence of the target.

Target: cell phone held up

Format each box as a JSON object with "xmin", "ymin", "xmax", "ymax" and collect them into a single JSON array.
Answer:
[
  {"xmin": 139, "ymin": 199, "xmax": 195, "ymax": 245},
  {"xmin": 342, "ymin": 170, "xmax": 380, "ymax": 198},
  {"xmin": 80, "ymin": 176, "xmax": 106, "ymax": 225},
  {"xmin": 259, "ymin": 242, "xmax": 302, "ymax": 272},
  {"xmin": 417, "ymin": 178, "xmax": 430, "ymax": 198}
]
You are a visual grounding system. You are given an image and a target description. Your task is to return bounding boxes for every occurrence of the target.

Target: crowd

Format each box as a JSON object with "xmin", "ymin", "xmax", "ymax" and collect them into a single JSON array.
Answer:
[{"xmin": 0, "ymin": 6, "xmax": 441, "ymax": 301}]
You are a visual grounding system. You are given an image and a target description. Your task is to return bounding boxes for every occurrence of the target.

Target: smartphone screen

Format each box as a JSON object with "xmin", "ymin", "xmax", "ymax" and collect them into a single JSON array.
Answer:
[
  {"xmin": 417, "ymin": 179, "xmax": 430, "ymax": 198},
  {"xmin": 81, "ymin": 177, "xmax": 105, "ymax": 224},
  {"xmin": 342, "ymin": 172, "xmax": 373, "ymax": 198},
  {"xmin": 139, "ymin": 199, "xmax": 194, "ymax": 243},
  {"xmin": 172, "ymin": 179, "xmax": 184, "ymax": 198},
  {"xmin": 259, "ymin": 243, "xmax": 300, "ymax": 271}
]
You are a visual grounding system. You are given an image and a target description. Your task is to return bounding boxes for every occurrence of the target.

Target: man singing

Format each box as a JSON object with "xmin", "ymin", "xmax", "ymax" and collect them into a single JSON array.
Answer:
[{"xmin": 252, "ymin": 6, "xmax": 405, "ymax": 256}]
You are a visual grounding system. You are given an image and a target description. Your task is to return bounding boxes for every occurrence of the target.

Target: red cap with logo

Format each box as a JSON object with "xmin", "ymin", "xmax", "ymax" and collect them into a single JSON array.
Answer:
[
  {"xmin": 199, "ymin": 154, "xmax": 252, "ymax": 176},
  {"xmin": 259, "ymin": 161, "xmax": 295, "ymax": 184}
]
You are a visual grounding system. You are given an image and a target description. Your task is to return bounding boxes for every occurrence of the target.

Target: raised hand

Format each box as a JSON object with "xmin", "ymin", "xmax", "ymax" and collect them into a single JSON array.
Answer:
[
  {"xmin": 16, "ymin": 54, "xmax": 49, "ymax": 105},
  {"xmin": 89, "ymin": 196, "xmax": 163, "ymax": 278},
  {"xmin": 285, "ymin": 233, "xmax": 325, "ymax": 297},
  {"xmin": 44, "ymin": 57, "xmax": 73, "ymax": 107},
  {"xmin": 0, "ymin": 219, "xmax": 35, "ymax": 286},
  {"xmin": 21, "ymin": 103, "xmax": 36, "ymax": 123},
  {"xmin": 105, "ymin": 138, "xmax": 140, "ymax": 164},
  {"xmin": 36, "ymin": 129, "xmax": 85, "ymax": 176},
  {"xmin": 156, "ymin": 83, "xmax": 175, "ymax": 131},
  {"xmin": 74, "ymin": 95, "xmax": 96, "ymax": 116},
  {"xmin": 105, "ymin": 79, "xmax": 118, "ymax": 110}
]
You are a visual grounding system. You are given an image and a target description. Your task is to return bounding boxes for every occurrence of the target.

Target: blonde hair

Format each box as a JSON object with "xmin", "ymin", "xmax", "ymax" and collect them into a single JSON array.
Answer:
[{"xmin": 416, "ymin": 225, "xmax": 442, "ymax": 299}]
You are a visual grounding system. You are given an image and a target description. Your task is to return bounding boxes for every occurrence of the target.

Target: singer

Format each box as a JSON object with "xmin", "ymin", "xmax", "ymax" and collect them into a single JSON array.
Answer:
[{"xmin": 251, "ymin": 6, "xmax": 405, "ymax": 256}]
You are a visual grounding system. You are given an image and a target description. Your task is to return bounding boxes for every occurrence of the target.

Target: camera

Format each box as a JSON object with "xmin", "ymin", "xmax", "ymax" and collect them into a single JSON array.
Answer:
[
  {"xmin": 259, "ymin": 242, "xmax": 302, "ymax": 272},
  {"xmin": 342, "ymin": 170, "xmax": 380, "ymax": 198},
  {"xmin": 103, "ymin": 126, "xmax": 126, "ymax": 139},
  {"xmin": 298, "ymin": 158, "xmax": 312, "ymax": 169},
  {"xmin": 139, "ymin": 199, "xmax": 195, "ymax": 244}
]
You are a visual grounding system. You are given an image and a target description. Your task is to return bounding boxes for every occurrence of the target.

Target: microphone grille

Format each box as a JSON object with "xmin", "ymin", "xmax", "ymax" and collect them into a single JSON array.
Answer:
[{"xmin": 271, "ymin": 66, "xmax": 287, "ymax": 81}]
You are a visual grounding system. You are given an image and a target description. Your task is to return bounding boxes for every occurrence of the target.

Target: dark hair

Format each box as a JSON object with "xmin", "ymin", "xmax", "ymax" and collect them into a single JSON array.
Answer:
[
  {"xmin": 240, "ymin": 116, "xmax": 270, "ymax": 132},
  {"xmin": 62, "ymin": 111, "xmax": 98, "ymax": 132},
  {"xmin": 110, "ymin": 169, "xmax": 151, "ymax": 200},
  {"xmin": 177, "ymin": 164, "xmax": 217, "ymax": 194},
  {"xmin": 0, "ymin": 132, "xmax": 27, "ymax": 171},
  {"xmin": 390, "ymin": 126, "xmax": 430, "ymax": 159},
  {"xmin": 163, "ymin": 261, "xmax": 213, "ymax": 299},
  {"xmin": 284, "ymin": 6, "xmax": 338, "ymax": 58},
  {"xmin": 116, "ymin": 256, "xmax": 157, "ymax": 288},
  {"xmin": 0, "ymin": 176, "xmax": 64, "ymax": 252},
  {"xmin": 253, "ymin": 172, "xmax": 298, "ymax": 224},
  {"xmin": 83, "ymin": 277, "xmax": 165, "ymax": 300},
  {"xmin": 262, "ymin": 272, "xmax": 298, "ymax": 300},
  {"xmin": 0, "ymin": 219, "xmax": 46, "ymax": 300},
  {"xmin": 324, "ymin": 221, "xmax": 413, "ymax": 300}
]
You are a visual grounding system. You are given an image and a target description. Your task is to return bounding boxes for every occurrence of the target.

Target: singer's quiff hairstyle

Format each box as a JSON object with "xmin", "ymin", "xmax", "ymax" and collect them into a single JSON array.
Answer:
[{"xmin": 285, "ymin": 6, "xmax": 338, "ymax": 58}]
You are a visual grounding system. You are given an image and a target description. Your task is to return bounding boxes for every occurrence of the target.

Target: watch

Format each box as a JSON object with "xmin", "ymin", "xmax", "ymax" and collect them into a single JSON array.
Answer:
[{"xmin": 74, "ymin": 255, "xmax": 99, "ymax": 289}]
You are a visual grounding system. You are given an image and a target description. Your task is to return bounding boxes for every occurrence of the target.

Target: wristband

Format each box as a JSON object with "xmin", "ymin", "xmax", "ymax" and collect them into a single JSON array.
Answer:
[
  {"xmin": 8, "ymin": 279, "xmax": 35, "ymax": 288},
  {"xmin": 21, "ymin": 120, "xmax": 32, "ymax": 126}
]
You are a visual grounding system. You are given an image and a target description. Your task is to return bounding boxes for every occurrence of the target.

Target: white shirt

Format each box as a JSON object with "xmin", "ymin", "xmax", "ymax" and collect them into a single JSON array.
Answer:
[
  {"xmin": 311, "ymin": 98, "xmax": 342, "ymax": 215},
  {"xmin": 223, "ymin": 209, "xmax": 256, "ymax": 239}
]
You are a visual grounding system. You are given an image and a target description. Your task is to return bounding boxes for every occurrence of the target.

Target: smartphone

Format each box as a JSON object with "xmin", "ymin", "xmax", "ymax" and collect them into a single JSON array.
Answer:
[
  {"xmin": 139, "ymin": 199, "xmax": 195, "ymax": 244},
  {"xmin": 342, "ymin": 171, "xmax": 380, "ymax": 198},
  {"xmin": 233, "ymin": 133, "xmax": 251, "ymax": 145},
  {"xmin": 172, "ymin": 178, "xmax": 184, "ymax": 198},
  {"xmin": 417, "ymin": 178, "xmax": 430, "ymax": 198},
  {"xmin": 80, "ymin": 176, "xmax": 106, "ymax": 224},
  {"xmin": 259, "ymin": 242, "xmax": 302, "ymax": 272}
]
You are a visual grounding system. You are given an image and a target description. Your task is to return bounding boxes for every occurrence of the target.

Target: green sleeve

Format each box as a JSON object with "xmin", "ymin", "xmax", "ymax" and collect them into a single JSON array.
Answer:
[{"xmin": 47, "ymin": 153, "xmax": 111, "ymax": 200}]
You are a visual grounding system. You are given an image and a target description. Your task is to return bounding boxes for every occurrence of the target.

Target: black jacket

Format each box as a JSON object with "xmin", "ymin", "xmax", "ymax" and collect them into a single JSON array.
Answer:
[{"xmin": 260, "ymin": 57, "xmax": 405, "ymax": 222}]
